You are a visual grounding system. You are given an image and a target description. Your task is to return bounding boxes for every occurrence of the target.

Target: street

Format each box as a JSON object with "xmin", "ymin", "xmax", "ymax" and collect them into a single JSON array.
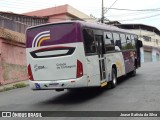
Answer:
[{"xmin": 0, "ymin": 61, "xmax": 160, "ymax": 120}]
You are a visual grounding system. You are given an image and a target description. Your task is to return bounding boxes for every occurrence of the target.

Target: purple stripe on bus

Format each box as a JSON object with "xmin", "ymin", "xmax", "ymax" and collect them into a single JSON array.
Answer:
[
  {"xmin": 122, "ymin": 51, "xmax": 136, "ymax": 73},
  {"xmin": 33, "ymin": 32, "xmax": 50, "ymax": 47}
]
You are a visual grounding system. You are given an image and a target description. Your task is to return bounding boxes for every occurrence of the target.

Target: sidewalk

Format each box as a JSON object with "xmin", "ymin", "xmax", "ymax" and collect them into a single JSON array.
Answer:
[{"xmin": 0, "ymin": 80, "xmax": 29, "ymax": 92}]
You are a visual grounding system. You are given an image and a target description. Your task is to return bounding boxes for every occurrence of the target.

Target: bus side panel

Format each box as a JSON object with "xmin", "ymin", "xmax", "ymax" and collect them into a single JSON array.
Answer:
[
  {"xmin": 122, "ymin": 50, "xmax": 135, "ymax": 74},
  {"xmin": 105, "ymin": 52, "xmax": 125, "ymax": 81},
  {"xmin": 86, "ymin": 55, "xmax": 101, "ymax": 87}
]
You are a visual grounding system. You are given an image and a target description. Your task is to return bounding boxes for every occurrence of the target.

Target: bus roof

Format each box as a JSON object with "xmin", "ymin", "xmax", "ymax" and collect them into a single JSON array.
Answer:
[
  {"xmin": 78, "ymin": 21, "xmax": 136, "ymax": 35},
  {"xmin": 26, "ymin": 20, "xmax": 136, "ymax": 35}
]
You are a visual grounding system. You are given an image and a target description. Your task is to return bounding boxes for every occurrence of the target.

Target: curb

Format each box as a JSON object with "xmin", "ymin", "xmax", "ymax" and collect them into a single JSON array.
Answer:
[{"xmin": 0, "ymin": 80, "xmax": 29, "ymax": 92}]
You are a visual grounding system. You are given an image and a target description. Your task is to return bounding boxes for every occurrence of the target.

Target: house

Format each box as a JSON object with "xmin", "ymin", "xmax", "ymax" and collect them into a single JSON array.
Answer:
[{"xmin": 23, "ymin": 4, "xmax": 95, "ymax": 23}]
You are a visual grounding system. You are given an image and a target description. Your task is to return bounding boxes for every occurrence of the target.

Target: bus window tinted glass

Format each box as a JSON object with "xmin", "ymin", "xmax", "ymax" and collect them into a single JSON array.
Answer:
[
  {"xmin": 104, "ymin": 32, "xmax": 115, "ymax": 51},
  {"xmin": 113, "ymin": 33, "xmax": 122, "ymax": 49},
  {"xmin": 126, "ymin": 34, "xmax": 134, "ymax": 49},
  {"xmin": 26, "ymin": 23, "xmax": 77, "ymax": 48},
  {"xmin": 83, "ymin": 29, "xmax": 96, "ymax": 54},
  {"xmin": 120, "ymin": 34, "xmax": 127, "ymax": 50}
]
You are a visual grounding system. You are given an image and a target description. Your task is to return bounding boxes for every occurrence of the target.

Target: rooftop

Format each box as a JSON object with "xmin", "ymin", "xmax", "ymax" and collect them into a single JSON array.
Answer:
[
  {"xmin": 0, "ymin": 11, "xmax": 47, "ymax": 19},
  {"xmin": 23, "ymin": 4, "xmax": 95, "ymax": 22},
  {"xmin": 117, "ymin": 24, "xmax": 160, "ymax": 35}
]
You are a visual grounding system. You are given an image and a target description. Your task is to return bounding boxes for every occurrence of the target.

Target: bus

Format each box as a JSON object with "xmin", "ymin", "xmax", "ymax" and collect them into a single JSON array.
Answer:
[{"xmin": 26, "ymin": 21, "xmax": 143, "ymax": 91}]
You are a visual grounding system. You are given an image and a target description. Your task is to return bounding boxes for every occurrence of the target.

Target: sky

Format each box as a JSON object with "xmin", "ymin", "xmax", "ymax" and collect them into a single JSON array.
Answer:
[{"xmin": 1, "ymin": 0, "xmax": 160, "ymax": 29}]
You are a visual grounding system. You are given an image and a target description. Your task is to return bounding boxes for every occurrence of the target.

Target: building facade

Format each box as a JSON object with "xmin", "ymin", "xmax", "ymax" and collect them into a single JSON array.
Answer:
[
  {"xmin": 117, "ymin": 24, "xmax": 160, "ymax": 63},
  {"xmin": 0, "ymin": 12, "xmax": 47, "ymax": 27}
]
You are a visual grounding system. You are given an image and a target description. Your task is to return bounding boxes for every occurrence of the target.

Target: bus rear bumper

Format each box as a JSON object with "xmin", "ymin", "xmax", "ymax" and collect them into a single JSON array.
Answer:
[{"xmin": 29, "ymin": 75, "xmax": 88, "ymax": 90}]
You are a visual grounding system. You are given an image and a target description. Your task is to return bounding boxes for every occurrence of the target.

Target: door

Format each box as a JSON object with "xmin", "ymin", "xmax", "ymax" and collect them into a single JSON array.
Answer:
[{"xmin": 95, "ymin": 35, "xmax": 106, "ymax": 81}]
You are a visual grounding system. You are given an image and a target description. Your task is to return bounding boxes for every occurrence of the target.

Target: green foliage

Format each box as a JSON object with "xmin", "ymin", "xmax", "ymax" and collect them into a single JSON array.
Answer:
[
  {"xmin": 13, "ymin": 83, "xmax": 28, "ymax": 88},
  {"xmin": 0, "ymin": 82, "xmax": 28, "ymax": 92},
  {"xmin": 122, "ymin": 43, "xmax": 135, "ymax": 50}
]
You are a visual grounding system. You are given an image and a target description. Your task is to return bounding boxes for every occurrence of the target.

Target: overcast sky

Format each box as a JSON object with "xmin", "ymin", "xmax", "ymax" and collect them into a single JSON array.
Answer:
[{"xmin": 1, "ymin": 0, "xmax": 160, "ymax": 29}]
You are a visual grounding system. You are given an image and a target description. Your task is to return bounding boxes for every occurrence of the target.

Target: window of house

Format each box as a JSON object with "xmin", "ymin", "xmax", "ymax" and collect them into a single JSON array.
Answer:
[
  {"xmin": 143, "ymin": 35, "xmax": 151, "ymax": 42},
  {"xmin": 156, "ymin": 39, "xmax": 158, "ymax": 44}
]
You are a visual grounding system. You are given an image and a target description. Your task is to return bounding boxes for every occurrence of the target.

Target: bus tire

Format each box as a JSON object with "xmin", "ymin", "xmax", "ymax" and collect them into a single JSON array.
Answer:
[{"xmin": 109, "ymin": 68, "xmax": 117, "ymax": 88}]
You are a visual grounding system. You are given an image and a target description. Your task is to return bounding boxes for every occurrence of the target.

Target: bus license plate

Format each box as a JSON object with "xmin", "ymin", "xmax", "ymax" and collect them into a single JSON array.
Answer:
[{"xmin": 49, "ymin": 83, "xmax": 59, "ymax": 87}]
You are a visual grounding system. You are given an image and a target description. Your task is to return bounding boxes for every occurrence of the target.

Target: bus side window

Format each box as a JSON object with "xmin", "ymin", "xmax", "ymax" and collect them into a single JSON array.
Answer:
[
  {"xmin": 120, "ymin": 34, "xmax": 127, "ymax": 50},
  {"xmin": 126, "ymin": 34, "xmax": 133, "ymax": 49},
  {"xmin": 113, "ymin": 32, "xmax": 122, "ymax": 50},
  {"xmin": 95, "ymin": 35, "xmax": 105, "ymax": 54},
  {"xmin": 83, "ymin": 29, "xmax": 96, "ymax": 54},
  {"xmin": 104, "ymin": 32, "xmax": 115, "ymax": 52}
]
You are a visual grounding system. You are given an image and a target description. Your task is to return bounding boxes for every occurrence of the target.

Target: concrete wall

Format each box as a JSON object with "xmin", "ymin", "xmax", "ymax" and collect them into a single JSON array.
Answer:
[
  {"xmin": 48, "ymin": 14, "xmax": 67, "ymax": 22},
  {"xmin": 0, "ymin": 38, "xmax": 28, "ymax": 85}
]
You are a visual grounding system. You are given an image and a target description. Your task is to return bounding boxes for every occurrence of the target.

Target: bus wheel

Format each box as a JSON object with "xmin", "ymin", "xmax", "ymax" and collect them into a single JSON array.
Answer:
[{"xmin": 109, "ymin": 68, "xmax": 117, "ymax": 88}]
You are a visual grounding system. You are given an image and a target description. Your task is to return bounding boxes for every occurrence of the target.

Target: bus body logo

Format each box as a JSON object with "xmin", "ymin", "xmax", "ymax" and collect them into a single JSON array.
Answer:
[
  {"xmin": 35, "ymin": 83, "xmax": 41, "ymax": 89},
  {"xmin": 32, "ymin": 31, "xmax": 50, "ymax": 47}
]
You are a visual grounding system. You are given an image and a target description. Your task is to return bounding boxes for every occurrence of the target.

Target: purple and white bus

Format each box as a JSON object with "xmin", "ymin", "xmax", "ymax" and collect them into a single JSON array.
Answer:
[{"xmin": 26, "ymin": 21, "xmax": 142, "ymax": 91}]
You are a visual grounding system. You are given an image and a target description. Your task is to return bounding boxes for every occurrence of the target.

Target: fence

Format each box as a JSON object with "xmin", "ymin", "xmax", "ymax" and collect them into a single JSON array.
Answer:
[{"xmin": 0, "ymin": 16, "xmax": 29, "ymax": 34}]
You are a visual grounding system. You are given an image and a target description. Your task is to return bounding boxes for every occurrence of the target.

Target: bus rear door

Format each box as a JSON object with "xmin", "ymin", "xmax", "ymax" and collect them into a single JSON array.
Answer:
[{"xmin": 95, "ymin": 32, "xmax": 107, "ymax": 86}]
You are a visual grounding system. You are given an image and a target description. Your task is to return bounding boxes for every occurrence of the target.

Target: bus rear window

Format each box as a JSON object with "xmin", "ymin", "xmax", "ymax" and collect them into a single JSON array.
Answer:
[{"xmin": 26, "ymin": 23, "xmax": 80, "ymax": 48}]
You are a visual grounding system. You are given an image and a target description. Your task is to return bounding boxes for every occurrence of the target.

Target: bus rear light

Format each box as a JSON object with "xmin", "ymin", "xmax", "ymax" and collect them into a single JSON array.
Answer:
[
  {"xmin": 76, "ymin": 60, "xmax": 83, "ymax": 78},
  {"xmin": 28, "ymin": 64, "xmax": 34, "ymax": 81}
]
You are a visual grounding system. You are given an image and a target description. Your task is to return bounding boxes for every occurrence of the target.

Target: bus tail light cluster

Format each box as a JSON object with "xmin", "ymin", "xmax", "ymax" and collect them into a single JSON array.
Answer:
[
  {"xmin": 76, "ymin": 60, "xmax": 83, "ymax": 78},
  {"xmin": 28, "ymin": 64, "xmax": 34, "ymax": 81}
]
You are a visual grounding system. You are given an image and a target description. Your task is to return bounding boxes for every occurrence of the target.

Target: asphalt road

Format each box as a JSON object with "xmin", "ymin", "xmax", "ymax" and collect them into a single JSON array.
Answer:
[{"xmin": 0, "ymin": 62, "xmax": 160, "ymax": 120}]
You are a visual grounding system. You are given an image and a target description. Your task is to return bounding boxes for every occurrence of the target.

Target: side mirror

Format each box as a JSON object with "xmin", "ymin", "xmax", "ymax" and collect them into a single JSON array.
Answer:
[{"xmin": 137, "ymin": 40, "xmax": 143, "ymax": 47}]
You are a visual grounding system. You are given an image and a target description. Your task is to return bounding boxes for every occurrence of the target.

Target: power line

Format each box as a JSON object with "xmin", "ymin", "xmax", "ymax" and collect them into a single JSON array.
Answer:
[
  {"xmin": 106, "ymin": 10, "xmax": 160, "ymax": 18},
  {"xmin": 106, "ymin": 7, "xmax": 160, "ymax": 11},
  {"xmin": 104, "ymin": 0, "xmax": 119, "ymax": 14},
  {"xmin": 0, "ymin": 3, "xmax": 52, "ymax": 9},
  {"xmin": 1, "ymin": 0, "xmax": 52, "ymax": 7},
  {"xmin": 101, "ymin": 0, "xmax": 119, "ymax": 23},
  {"xmin": 116, "ymin": 13, "xmax": 160, "ymax": 22},
  {"xmin": 0, "ymin": 0, "xmax": 55, "ymax": 12}
]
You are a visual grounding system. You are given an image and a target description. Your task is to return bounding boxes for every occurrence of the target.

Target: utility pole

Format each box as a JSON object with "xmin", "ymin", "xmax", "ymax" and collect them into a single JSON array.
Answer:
[{"xmin": 101, "ymin": 0, "xmax": 104, "ymax": 23}]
